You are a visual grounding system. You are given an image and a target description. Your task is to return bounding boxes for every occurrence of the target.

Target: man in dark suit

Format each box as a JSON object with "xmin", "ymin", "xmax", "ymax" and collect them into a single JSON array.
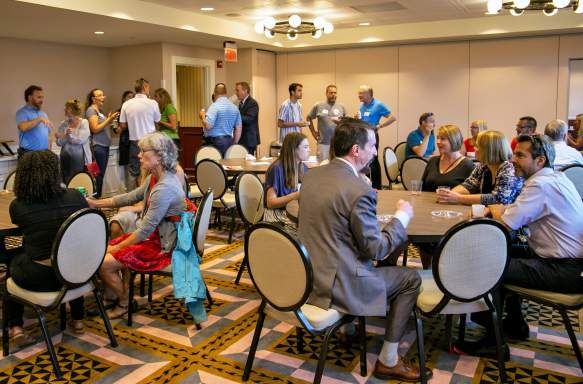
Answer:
[
  {"xmin": 298, "ymin": 118, "xmax": 427, "ymax": 382},
  {"xmin": 235, "ymin": 82, "xmax": 260, "ymax": 155}
]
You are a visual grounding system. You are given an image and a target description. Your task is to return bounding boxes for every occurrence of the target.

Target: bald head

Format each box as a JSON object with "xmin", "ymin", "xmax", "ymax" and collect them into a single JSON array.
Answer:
[{"xmin": 214, "ymin": 83, "xmax": 227, "ymax": 96}]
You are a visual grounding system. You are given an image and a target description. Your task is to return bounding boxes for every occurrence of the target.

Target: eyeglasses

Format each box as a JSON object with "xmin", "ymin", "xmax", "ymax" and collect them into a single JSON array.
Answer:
[{"xmin": 139, "ymin": 148, "xmax": 155, "ymax": 154}]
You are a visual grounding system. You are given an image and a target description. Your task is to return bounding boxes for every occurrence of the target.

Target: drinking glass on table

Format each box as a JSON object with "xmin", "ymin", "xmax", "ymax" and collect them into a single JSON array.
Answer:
[{"xmin": 410, "ymin": 179, "xmax": 423, "ymax": 195}]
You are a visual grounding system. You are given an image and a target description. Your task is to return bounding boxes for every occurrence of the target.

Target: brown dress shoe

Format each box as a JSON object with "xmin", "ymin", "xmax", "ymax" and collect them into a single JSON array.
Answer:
[{"xmin": 373, "ymin": 358, "xmax": 429, "ymax": 382}]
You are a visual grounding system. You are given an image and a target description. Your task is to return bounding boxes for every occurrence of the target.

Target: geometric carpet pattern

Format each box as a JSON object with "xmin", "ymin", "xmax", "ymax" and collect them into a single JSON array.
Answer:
[{"xmin": 1, "ymin": 226, "xmax": 582, "ymax": 383}]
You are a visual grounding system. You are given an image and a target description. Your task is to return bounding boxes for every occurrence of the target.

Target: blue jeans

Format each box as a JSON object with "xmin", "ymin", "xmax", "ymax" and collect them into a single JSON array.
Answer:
[{"xmin": 93, "ymin": 145, "xmax": 109, "ymax": 198}]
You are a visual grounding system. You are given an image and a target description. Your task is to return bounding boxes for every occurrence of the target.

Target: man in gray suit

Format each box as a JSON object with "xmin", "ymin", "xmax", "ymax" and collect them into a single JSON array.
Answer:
[{"xmin": 298, "ymin": 118, "xmax": 425, "ymax": 382}]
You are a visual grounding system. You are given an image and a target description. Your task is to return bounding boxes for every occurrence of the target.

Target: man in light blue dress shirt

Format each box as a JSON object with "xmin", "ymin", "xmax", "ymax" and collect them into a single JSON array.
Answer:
[
  {"xmin": 201, "ymin": 83, "xmax": 242, "ymax": 156},
  {"xmin": 16, "ymin": 85, "xmax": 53, "ymax": 158}
]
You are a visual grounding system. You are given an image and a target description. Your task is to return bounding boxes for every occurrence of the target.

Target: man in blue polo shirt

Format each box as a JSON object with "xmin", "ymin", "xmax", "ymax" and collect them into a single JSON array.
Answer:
[
  {"xmin": 16, "ymin": 85, "xmax": 53, "ymax": 158},
  {"xmin": 357, "ymin": 85, "xmax": 397, "ymax": 189},
  {"xmin": 405, "ymin": 112, "xmax": 437, "ymax": 159},
  {"xmin": 201, "ymin": 83, "xmax": 242, "ymax": 156}
]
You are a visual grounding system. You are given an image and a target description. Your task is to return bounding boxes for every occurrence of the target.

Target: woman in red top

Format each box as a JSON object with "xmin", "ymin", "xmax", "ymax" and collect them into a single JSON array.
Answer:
[{"xmin": 461, "ymin": 120, "xmax": 487, "ymax": 157}]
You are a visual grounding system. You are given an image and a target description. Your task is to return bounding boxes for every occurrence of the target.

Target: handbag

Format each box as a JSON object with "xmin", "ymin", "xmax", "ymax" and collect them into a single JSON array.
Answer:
[{"xmin": 83, "ymin": 145, "xmax": 100, "ymax": 177}]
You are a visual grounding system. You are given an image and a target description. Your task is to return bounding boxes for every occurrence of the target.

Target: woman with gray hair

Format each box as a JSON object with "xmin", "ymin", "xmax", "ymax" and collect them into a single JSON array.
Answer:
[{"xmin": 87, "ymin": 132, "xmax": 186, "ymax": 318}]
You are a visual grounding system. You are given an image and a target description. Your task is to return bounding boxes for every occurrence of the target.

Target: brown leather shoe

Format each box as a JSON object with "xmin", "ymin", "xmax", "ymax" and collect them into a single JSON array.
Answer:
[{"xmin": 373, "ymin": 358, "xmax": 430, "ymax": 382}]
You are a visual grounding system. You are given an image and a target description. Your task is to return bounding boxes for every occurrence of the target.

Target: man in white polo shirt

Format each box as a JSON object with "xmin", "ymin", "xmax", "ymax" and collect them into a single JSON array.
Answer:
[
  {"xmin": 119, "ymin": 78, "xmax": 161, "ymax": 189},
  {"xmin": 456, "ymin": 134, "xmax": 583, "ymax": 357}
]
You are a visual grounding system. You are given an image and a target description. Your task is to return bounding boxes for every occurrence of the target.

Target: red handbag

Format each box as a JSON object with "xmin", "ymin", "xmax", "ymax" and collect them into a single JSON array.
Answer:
[{"xmin": 85, "ymin": 161, "xmax": 100, "ymax": 177}]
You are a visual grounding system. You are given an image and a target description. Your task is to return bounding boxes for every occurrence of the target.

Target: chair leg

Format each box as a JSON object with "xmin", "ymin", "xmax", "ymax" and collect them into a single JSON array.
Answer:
[
  {"xmin": 93, "ymin": 289, "xmax": 118, "ymax": 347},
  {"xmin": 559, "ymin": 308, "xmax": 583, "ymax": 373},
  {"xmin": 2, "ymin": 295, "xmax": 9, "ymax": 357},
  {"xmin": 60, "ymin": 303, "xmax": 67, "ymax": 331},
  {"xmin": 203, "ymin": 281, "xmax": 214, "ymax": 306},
  {"xmin": 402, "ymin": 242, "xmax": 408, "ymax": 267},
  {"xmin": 314, "ymin": 325, "xmax": 337, "ymax": 384},
  {"xmin": 445, "ymin": 314, "xmax": 453, "ymax": 351},
  {"xmin": 486, "ymin": 298, "xmax": 507, "ymax": 383},
  {"xmin": 127, "ymin": 271, "xmax": 136, "ymax": 327},
  {"xmin": 242, "ymin": 302, "xmax": 266, "ymax": 382},
  {"xmin": 358, "ymin": 316, "xmax": 367, "ymax": 377},
  {"xmin": 414, "ymin": 309, "xmax": 428, "ymax": 384},
  {"xmin": 457, "ymin": 314, "xmax": 467, "ymax": 344},
  {"xmin": 235, "ymin": 255, "xmax": 247, "ymax": 285},
  {"xmin": 228, "ymin": 208, "xmax": 236, "ymax": 244},
  {"xmin": 139, "ymin": 273, "xmax": 145, "ymax": 297},
  {"xmin": 36, "ymin": 308, "xmax": 62, "ymax": 379},
  {"xmin": 147, "ymin": 274, "xmax": 153, "ymax": 303},
  {"xmin": 296, "ymin": 327, "xmax": 304, "ymax": 353}
]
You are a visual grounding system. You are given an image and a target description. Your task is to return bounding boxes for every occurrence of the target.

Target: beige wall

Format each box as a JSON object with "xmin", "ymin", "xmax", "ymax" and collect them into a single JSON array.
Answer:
[
  {"xmin": 0, "ymin": 37, "xmax": 112, "ymax": 142},
  {"xmin": 276, "ymin": 34, "xmax": 583, "ymax": 183},
  {"xmin": 568, "ymin": 59, "xmax": 583, "ymax": 118},
  {"xmin": 226, "ymin": 48, "xmax": 254, "ymax": 96},
  {"xmin": 110, "ymin": 43, "xmax": 163, "ymax": 110},
  {"xmin": 254, "ymin": 50, "xmax": 277, "ymax": 157}
]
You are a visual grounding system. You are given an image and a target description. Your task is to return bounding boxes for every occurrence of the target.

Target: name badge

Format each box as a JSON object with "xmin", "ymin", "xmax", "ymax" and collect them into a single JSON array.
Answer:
[
  {"xmin": 321, "ymin": 109, "xmax": 329, "ymax": 115},
  {"xmin": 364, "ymin": 111, "xmax": 371, "ymax": 117},
  {"xmin": 333, "ymin": 109, "xmax": 339, "ymax": 115}
]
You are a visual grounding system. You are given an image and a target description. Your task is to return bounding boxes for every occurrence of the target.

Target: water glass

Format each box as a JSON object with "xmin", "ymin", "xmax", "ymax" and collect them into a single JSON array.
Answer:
[{"xmin": 410, "ymin": 180, "xmax": 423, "ymax": 195}]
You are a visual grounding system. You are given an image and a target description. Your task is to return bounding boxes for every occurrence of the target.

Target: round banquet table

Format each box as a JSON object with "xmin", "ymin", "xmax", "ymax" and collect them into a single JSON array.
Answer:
[
  {"xmin": 286, "ymin": 190, "xmax": 470, "ymax": 243},
  {"xmin": 219, "ymin": 158, "xmax": 322, "ymax": 175}
]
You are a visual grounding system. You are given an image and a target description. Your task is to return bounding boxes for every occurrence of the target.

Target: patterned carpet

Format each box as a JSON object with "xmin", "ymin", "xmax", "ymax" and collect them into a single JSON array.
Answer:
[{"xmin": 1, "ymin": 224, "xmax": 582, "ymax": 384}]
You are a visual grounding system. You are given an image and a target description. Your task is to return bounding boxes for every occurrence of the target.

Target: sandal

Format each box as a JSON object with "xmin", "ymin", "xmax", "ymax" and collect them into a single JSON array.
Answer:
[{"xmin": 107, "ymin": 304, "xmax": 129, "ymax": 319}]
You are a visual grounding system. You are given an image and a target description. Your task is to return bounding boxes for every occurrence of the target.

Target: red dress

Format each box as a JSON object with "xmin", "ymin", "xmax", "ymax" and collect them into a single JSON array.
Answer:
[{"xmin": 109, "ymin": 176, "xmax": 195, "ymax": 273}]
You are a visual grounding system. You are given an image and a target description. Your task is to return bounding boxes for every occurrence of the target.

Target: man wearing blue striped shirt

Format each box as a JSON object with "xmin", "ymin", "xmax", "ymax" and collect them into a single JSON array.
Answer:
[
  {"xmin": 277, "ymin": 83, "xmax": 308, "ymax": 141},
  {"xmin": 201, "ymin": 83, "xmax": 242, "ymax": 156}
]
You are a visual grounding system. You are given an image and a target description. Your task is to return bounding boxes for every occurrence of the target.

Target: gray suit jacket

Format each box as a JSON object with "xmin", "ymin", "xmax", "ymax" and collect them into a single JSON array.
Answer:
[{"xmin": 298, "ymin": 159, "xmax": 408, "ymax": 316}]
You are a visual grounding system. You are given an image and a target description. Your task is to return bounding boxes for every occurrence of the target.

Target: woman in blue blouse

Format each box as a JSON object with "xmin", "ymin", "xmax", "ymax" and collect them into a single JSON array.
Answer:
[
  {"xmin": 264, "ymin": 132, "xmax": 310, "ymax": 223},
  {"xmin": 437, "ymin": 130, "xmax": 523, "ymax": 205}
]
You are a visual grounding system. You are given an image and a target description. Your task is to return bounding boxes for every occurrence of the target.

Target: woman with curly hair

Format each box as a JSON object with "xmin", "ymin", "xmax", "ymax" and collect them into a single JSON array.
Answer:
[
  {"xmin": 5, "ymin": 151, "xmax": 89, "ymax": 344},
  {"xmin": 87, "ymin": 132, "xmax": 186, "ymax": 318}
]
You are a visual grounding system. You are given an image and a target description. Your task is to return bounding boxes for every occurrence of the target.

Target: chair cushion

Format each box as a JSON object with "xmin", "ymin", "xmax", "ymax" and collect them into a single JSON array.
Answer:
[
  {"xmin": 265, "ymin": 303, "xmax": 343, "ymax": 331},
  {"xmin": 505, "ymin": 284, "xmax": 583, "ymax": 307},
  {"xmin": 6, "ymin": 278, "xmax": 94, "ymax": 308},
  {"xmin": 417, "ymin": 270, "xmax": 489, "ymax": 315},
  {"xmin": 190, "ymin": 185, "xmax": 203, "ymax": 199},
  {"xmin": 213, "ymin": 192, "xmax": 236, "ymax": 209}
]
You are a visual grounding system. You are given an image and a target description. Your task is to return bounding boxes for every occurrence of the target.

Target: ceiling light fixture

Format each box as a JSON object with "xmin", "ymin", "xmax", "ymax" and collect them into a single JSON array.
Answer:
[
  {"xmin": 486, "ymin": 0, "xmax": 580, "ymax": 16},
  {"xmin": 359, "ymin": 22, "xmax": 371, "ymax": 26},
  {"xmin": 200, "ymin": 7, "xmax": 214, "ymax": 11},
  {"xmin": 254, "ymin": 16, "xmax": 333, "ymax": 40},
  {"xmin": 94, "ymin": 31, "xmax": 105, "ymax": 34}
]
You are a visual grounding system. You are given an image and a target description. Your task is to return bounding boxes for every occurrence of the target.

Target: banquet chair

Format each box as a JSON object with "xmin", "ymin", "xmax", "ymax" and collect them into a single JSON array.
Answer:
[
  {"xmin": 394, "ymin": 141, "xmax": 407, "ymax": 174},
  {"xmin": 383, "ymin": 146, "xmax": 399, "ymax": 189},
  {"xmin": 503, "ymin": 285, "xmax": 583, "ymax": 374},
  {"xmin": 225, "ymin": 144, "xmax": 249, "ymax": 159},
  {"xmin": 415, "ymin": 219, "xmax": 510, "ymax": 383},
  {"xmin": 2, "ymin": 208, "xmax": 117, "ymax": 379},
  {"xmin": 127, "ymin": 190, "xmax": 215, "ymax": 327},
  {"xmin": 191, "ymin": 146, "xmax": 223, "ymax": 199},
  {"xmin": 400, "ymin": 156, "xmax": 428, "ymax": 191},
  {"xmin": 67, "ymin": 171, "xmax": 96, "ymax": 197},
  {"xmin": 242, "ymin": 223, "xmax": 367, "ymax": 384},
  {"xmin": 561, "ymin": 164, "xmax": 583, "ymax": 199},
  {"xmin": 3, "ymin": 171, "xmax": 15, "ymax": 192},
  {"xmin": 234, "ymin": 173, "xmax": 264, "ymax": 284},
  {"xmin": 195, "ymin": 159, "xmax": 238, "ymax": 243}
]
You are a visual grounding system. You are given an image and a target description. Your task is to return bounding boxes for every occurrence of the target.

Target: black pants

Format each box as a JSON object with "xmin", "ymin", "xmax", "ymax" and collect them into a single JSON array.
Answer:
[
  {"xmin": 204, "ymin": 135, "xmax": 233, "ymax": 157},
  {"xmin": 370, "ymin": 132, "xmax": 382, "ymax": 189},
  {"xmin": 93, "ymin": 145, "xmax": 109, "ymax": 198},
  {"xmin": 476, "ymin": 246, "xmax": 583, "ymax": 335},
  {"xmin": 5, "ymin": 252, "xmax": 85, "ymax": 327}
]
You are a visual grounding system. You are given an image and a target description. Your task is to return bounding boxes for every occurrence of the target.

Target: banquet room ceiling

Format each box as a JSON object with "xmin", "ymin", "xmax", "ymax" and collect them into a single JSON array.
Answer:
[
  {"xmin": 139, "ymin": 0, "xmax": 490, "ymax": 29},
  {"xmin": 3, "ymin": 0, "xmax": 583, "ymax": 51}
]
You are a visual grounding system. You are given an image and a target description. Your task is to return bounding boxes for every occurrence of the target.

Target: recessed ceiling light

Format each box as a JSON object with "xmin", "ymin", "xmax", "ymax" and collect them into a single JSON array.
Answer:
[
  {"xmin": 94, "ymin": 31, "xmax": 105, "ymax": 34},
  {"xmin": 200, "ymin": 7, "xmax": 214, "ymax": 11},
  {"xmin": 359, "ymin": 22, "xmax": 370, "ymax": 26}
]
